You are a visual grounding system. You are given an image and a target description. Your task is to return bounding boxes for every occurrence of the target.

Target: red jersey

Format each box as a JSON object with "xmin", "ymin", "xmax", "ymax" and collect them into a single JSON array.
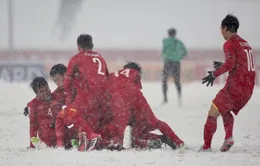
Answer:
[
  {"xmin": 107, "ymin": 68, "xmax": 142, "ymax": 92},
  {"xmin": 28, "ymin": 93, "xmax": 63, "ymax": 148},
  {"xmin": 213, "ymin": 35, "xmax": 256, "ymax": 95},
  {"xmin": 64, "ymin": 50, "xmax": 108, "ymax": 98}
]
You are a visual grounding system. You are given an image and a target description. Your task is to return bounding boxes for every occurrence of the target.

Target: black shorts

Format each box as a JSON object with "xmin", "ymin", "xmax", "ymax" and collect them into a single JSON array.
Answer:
[{"xmin": 162, "ymin": 60, "xmax": 180, "ymax": 81}]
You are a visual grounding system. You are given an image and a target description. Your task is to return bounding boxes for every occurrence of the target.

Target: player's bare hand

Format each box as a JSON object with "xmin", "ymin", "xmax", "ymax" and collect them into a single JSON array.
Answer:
[
  {"xmin": 202, "ymin": 71, "xmax": 216, "ymax": 86},
  {"xmin": 213, "ymin": 61, "xmax": 223, "ymax": 70}
]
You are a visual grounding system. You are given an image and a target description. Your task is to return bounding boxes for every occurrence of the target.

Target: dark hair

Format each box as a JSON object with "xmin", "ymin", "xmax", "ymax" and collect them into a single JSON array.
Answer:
[
  {"xmin": 168, "ymin": 28, "xmax": 176, "ymax": 37},
  {"xmin": 77, "ymin": 34, "xmax": 94, "ymax": 50},
  {"xmin": 221, "ymin": 14, "xmax": 239, "ymax": 33},
  {"xmin": 30, "ymin": 77, "xmax": 48, "ymax": 94},
  {"xmin": 124, "ymin": 61, "xmax": 142, "ymax": 73},
  {"xmin": 49, "ymin": 64, "xmax": 67, "ymax": 77}
]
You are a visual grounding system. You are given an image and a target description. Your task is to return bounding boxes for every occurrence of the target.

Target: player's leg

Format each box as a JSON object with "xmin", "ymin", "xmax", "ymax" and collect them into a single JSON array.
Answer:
[
  {"xmin": 172, "ymin": 61, "xmax": 181, "ymax": 99},
  {"xmin": 131, "ymin": 122, "xmax": 162, "ymax": 149},
  {"xmin": 200, "ymin": 103, "xmax": 220, "ymax": 151},
  {"xmin": 162, "ymin": 61, "xmax": 170, "ymax": 103},
  {"xmin": 65, "ymin": 104, "xmax": 101, "ymax": 151},
  {"xmin": 134, "ymin": 91, "xmax": 184, "ymax": 149},
  {"xmin": 110, "ymin": 93, "xmax": 132, "ymax": 140},
  {"xmin": 200, "ymin": 90, "xmax": 233, "ymax": 151},
  {"xmin": 220, "ymin": 111, "xmax": 234, "ymax": 152}
]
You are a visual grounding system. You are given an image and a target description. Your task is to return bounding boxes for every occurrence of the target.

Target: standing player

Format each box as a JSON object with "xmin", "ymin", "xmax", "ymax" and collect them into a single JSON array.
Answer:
[
  {"xmin": 63, "ymin": 34, "xmax": 109, "ymax": 150},
  {"xmin": 107, "ymin": 62, "xmax": 185, "ymax": 150},
  {"xmin": 162, "ymin": 28, "xmax": 187, "ymax": 105},
  {"xmin": 200, "ymin": 14, "xmax": 256, "ymax": 152},
  {"xmin": 28, "ymin": 77, "xmax": 62, "ymax": 149}
]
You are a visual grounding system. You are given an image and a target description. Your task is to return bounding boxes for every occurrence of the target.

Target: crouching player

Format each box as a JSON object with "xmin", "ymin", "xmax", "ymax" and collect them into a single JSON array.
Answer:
[
  {"xmin": 200, "ymin": 14, "xmax": 256, "ymax": 152},
  {"xmin": 107, "ymin": 62, "xmax": 185, "ymax": 150},
  {"xmin": 27, "ymin": 77, "xmax": 63, "ymax": 149},
  {"xmin": 49, "ymin": 64, "xmax": 97, "ymax": 151}
]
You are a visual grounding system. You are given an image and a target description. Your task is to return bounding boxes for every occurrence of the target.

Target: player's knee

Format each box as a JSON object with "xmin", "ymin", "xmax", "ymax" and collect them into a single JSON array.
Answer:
[{"xmin": 208, "ymin": 104, "xmax": 221, "ymax": 118}]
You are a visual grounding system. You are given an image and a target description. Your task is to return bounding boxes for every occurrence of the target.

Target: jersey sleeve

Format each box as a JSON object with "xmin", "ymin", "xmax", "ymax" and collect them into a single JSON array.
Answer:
[
  {"xmin": 162, "ymin": 39, "xmax": 166, "ymax": 55},
  {"xmin": 28, "ymin": 104, "xmax": 38, "ymax": 148},
  {"xmin": 213, "ymin": 41, "xmax": 236, "ymax": 77}
]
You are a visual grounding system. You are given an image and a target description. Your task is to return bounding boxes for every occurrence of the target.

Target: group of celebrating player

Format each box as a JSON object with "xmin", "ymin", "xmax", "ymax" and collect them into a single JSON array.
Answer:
[
  {"xmin": 25, "ymin": 34, "xmax": 185, "ymax": 151},
  {"xmin": 24, "ymin": 14, "xmax": 256, "ymax": 153}
]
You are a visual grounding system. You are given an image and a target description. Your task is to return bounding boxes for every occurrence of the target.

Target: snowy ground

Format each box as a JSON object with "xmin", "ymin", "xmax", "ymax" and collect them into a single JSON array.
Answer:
[{"xmin": 0, "ymin": 81, "xmax": 259, "ymax": 166}]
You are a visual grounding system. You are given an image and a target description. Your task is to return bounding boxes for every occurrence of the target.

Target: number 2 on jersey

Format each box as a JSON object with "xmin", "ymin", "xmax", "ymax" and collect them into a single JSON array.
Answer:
[
  {"xmin": 92, "ymin": 58, "xmax": 105, "ymax": 75},
  {"xmin": 244, "ymin": 49, "xmax": 255, "ymax": 71}
]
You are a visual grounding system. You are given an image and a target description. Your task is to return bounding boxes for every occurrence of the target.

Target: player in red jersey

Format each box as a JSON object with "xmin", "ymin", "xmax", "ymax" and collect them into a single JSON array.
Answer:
[
  {"xmin": 63, "ymin": 34, "xmax": 109, "ymax": 150},
  {"xmin": 49, "ymin": 64, "xmax": 82, "ymax": 149},
  {"xmin": 200, "ymin": 14, "xmax": 256, "ymax": 152},
  {"xmin": 48, "ymin": 63, "xmax": 95, "ymax": 151},
  {"xmin": 107, "ymin": 62, "xmax": 185, "ymax": 150},
  {"xmin": 28, "ymin": 77, "xmax": 62, "ymax": 149}
]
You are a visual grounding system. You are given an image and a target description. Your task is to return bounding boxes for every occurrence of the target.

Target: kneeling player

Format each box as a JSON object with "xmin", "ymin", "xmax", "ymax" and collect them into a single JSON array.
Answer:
[
  {"xmin": 200, "ymin": 14, "xmax": 256, "ymax": 152},
  {"xmin": 107, "ymin": 62, "xmax": 185, "ymax": 150},
  {"xmin": 27, "ymin": 77, "xmax": 62, "ymax": 149}
]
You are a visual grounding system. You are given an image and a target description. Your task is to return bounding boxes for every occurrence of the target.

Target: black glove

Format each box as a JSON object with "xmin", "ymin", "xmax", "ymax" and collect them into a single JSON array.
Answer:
[
  {"xmin": 213, "ymin": 61, "xmax": 223, "ymax": 70},
  {"xmin": 23, "ymin": 106, "xmax": 29, "ymax": 116},
  {"xmin": 202, "ymin": 71, "xmax": 216, "ymax": 86}
]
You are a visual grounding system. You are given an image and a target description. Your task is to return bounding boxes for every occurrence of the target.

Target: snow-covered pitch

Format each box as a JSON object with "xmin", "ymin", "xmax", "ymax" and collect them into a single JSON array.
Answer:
[{"xmin": 0, "ymin": 81, "xmax": 259, "ymax": 166}]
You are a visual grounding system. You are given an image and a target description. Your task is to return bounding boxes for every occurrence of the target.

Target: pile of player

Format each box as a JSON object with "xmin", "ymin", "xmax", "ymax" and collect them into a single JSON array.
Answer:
[
  {"xmin": 24, "ymin": 14, "xmax": 256, "ymax": 152},
  {"xmin": 24, "ymin": 34, "xmax": 185, "ymax": 151}
]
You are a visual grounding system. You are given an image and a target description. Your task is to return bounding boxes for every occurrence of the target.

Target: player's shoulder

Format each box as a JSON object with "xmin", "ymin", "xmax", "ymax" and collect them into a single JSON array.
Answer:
[
  {"xmin": 27, "ymin": 98, "xmax": 40, "ymax": 109},
  {"xmin": 223, "ymin": 39, "xmax": 235, "ymax": 50},
  {"xmin": 52, "ymin": 87, "xmax": 64, "ymax": 98}
]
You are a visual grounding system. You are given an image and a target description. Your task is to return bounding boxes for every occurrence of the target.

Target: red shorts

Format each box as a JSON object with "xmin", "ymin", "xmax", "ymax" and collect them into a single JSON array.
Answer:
[{"xmin": 213, "ymin": 88, "xmax": 253, "ymax": 115}]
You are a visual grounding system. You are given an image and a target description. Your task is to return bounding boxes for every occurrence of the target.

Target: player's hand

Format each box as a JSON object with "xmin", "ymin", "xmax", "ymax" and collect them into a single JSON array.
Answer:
[
  {"xmin": 50, "ymin": 121, "xmax": 55, "ymax": 129},
  {"xmin": 202, "ymin": 71, "xmax": 216, "ymax": 86},
  {"xmin": 213, "ymin": 61, "xmax": 223, "ymax": 70},
  {"xmin": 23, "ymin": 106, "xmax": 29, "ymax": 116}
]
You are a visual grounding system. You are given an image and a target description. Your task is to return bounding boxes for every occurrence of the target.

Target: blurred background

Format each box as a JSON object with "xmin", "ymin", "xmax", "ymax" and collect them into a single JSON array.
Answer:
[{"xmin": 0, "ymin": 0, "xmax": 259, "ymax": 84}]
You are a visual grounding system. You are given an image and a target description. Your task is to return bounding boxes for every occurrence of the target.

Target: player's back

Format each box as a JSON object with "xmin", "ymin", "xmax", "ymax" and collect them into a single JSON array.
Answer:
[
  {"xmin": 73, "ymin": 50, "xmax": 108, "ymax": 91},
  {"xmin": 107, "ymin": 68, "xmax": 142, "ymax": 92},
  {"xmin": 226, "ymin": 35, "xmax": 256, "ymax": 85}
]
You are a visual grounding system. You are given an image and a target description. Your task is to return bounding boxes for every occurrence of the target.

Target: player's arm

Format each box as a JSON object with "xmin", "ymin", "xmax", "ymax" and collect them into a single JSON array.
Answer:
[
  {"xmin": 213, "ymin": 42, "xmax": 236, "ymax": 77},
  {"xmin": 63, "ymin": 57, "xmax": 77, "ymax": 104},
  {"xmin": 162, "ymin": 39, "xmax": 166, "ymax": 56},
  {"xmin": 28, "ymin": 106, "xmax": 38, "ymax": 148},
  {"xmin": 178, "ymin": 40, "xmax": 188, "ymax": 57}
]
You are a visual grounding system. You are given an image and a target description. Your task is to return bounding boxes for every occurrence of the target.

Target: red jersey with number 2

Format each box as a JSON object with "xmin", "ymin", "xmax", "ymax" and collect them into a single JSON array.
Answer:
[{"xmin": 64, "ymin": 50, "xmax": 108, "ymax": 97}]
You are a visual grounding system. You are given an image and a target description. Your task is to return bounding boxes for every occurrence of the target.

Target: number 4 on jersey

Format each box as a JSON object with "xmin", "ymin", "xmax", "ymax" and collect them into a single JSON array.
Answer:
[
  {"xmin": 115, "ymin": 69, "xmax": 130, "ymax": 77},
  {"xmin": 244, "ymin": 49, "xmax": 255, "ymax": 71}
]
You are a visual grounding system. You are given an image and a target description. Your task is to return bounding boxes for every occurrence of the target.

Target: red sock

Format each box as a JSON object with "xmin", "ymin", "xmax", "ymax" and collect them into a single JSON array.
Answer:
[
  {"xmin": 156, "ymin": 120, "xmax": 184, "ymax": 146},
  {"xmin": 222, "ymin": 112, "xmax": 234, "ymax": 139},
  {"xmin": 203, "ymin": 116, "xmax": 217, "ymax": 149}
]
